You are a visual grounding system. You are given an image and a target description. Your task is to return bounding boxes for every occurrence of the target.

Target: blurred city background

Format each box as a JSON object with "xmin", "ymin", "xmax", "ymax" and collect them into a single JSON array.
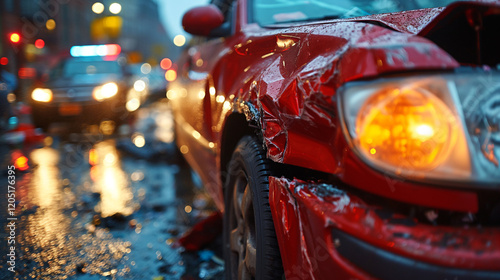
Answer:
[
  {"xmin": 0, "ymin": 0, "xmax": 205, "ymax": 103},
  {"xmin": 0, "ymin": 1, "xmax": 230, "ymax": 279}
]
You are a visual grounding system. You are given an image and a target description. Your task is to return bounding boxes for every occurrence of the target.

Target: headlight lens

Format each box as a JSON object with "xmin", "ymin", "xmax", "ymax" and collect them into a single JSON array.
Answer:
[
  {"xmin": 340, "ymin": 75, "xmax": 472, "ymax": 182},
  {"xmin": 356, "ymin": 86, "xmax": 458, "ymax": 171},
  {"xmin": 93, "ymin": 82, "xmax": 118, "ymax": 101},
  {"xmin": 32, "ymin": 88, "xmax": 53, "ymax": 102}
]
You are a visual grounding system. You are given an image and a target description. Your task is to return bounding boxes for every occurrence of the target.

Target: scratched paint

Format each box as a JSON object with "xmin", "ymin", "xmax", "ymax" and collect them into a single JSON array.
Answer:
[{"xmin": 269, "ymin": 176, "xmax": 500, "ymax": 280}]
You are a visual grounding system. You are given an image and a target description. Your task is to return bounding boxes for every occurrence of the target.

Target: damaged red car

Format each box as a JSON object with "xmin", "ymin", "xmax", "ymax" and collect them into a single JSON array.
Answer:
[{"xmin": 169, "ymin": 0, "xmax": 500, "ymax": 279}]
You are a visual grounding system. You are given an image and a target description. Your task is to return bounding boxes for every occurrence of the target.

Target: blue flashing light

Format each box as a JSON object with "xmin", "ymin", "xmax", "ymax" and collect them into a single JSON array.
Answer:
[
  {"xmin": 96, "ymin": 45, "xmax": 108, "ymax": 56},
  {"xmin": 70, "ymin": 44, "xmax": 121, "ymax": 57},
  {"xmin": 70, "ymin": 46, "xmax": 81, "ymax": 57},
  {"xmin": 81, "ymin": 45, "xmax": 97, "ymax": 57}
]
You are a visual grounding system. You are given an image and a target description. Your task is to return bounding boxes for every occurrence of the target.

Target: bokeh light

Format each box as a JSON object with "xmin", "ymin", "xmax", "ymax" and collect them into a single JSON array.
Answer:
[
  {"xmin": 35, "ymin": 39, "xmax": 45, "ymax": 49},
  {"xmin": 133, "ymin": 80, "xmax": 146, "ymax": 92},
  {"xmin": 126, "ymin": 98, "xmax": 140, "ymax": 112},
  {"xmin": 109, "ymin": 3, "xmax": 122, "ymax": 14},
  {"xmin": 166, "ymin": 89, "xmax": 175, "ymax": 100},
  {"xmin": 9, "ymin": 33, "xmax": 20, "ymax": 43},
  {"xmin": 140, "ymin": 63, "xmax": 151, "ymax": 74},
  {"xmin": 7, "ymin": 93, "xmax": 16, "ymax": 103},
  {"xmin": 46, "ymin": 19, "xmax": 56, "ymax": 30},
  {"xmin": 132, "ymin": 134, "xmax": 146, "ymax": 148},
  {"xmin": 130, "ymin": 171, "xmax": 144, "ymax": 182},
  {"xmin": 160, "ymin": 58, "xmax": 172, "ymax": 70},
  {"xmin": 165, "ymin": 69, "xmax": 177, "ymax": 82},
  {"xmin": 92, "ymin": 2, "xmax": 105, "ymax": 14},
  {"xmin": 180, "ymin": 145, "xmax": 189, "ymax": 154},
  {"xmin": 89, "ymin": 149, "xmax": 98, "ymax": 166},
  {"xmin": 173, "ymin": 35, "xmax": 186, "ymax": 47},
  {"xmin": 15, "ymin": 155, "xmax": 29, "ymax": 171}
]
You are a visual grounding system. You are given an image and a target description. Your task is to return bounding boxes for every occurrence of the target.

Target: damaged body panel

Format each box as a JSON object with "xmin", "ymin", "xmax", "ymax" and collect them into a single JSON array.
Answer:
[
  {"xmin": 171, "ymin": 0, "xmax": 500, "ymax": 278},
  {"xmin": 269, "ymin": 177, "xmax": 500, "ymax": 279}
]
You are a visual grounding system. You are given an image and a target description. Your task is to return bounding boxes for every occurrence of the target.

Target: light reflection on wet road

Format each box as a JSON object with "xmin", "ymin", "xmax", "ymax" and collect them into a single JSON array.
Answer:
[
  {"xmin": 0, "ymin": 100, "xmax": 224, "ymax": 280},
  {"xmin": 90, "ymin": 141, "xmax": 134, "ymax": 218}
]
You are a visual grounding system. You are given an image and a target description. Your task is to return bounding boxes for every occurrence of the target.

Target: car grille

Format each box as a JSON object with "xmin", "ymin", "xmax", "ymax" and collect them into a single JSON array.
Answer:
[{"xmin": 52, "ymin": 87, "xmax": 95, "ymax": 102}]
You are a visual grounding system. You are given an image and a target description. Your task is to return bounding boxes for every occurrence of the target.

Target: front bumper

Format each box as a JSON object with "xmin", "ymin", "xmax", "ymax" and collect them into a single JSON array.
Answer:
[
  {"xmin": 31, "ymin": 98, "xmax": 126, "ymax": 125},
  {"xmin": 269, "ymin": 177, "xmax": 500, "ymax": 280}
]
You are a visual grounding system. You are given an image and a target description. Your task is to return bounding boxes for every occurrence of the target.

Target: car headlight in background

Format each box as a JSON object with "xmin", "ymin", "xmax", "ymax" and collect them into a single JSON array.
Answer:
[
  {"xmin": 93, "ymin": 82, "xmax": 118, "ymax": 101},
  {"xmin": 32, "ymin": 88, "xmax": 53, "ymax": 102},
  {"xmin": 339, "ymin": 74, "xmax": 475, "ymax": 183}
]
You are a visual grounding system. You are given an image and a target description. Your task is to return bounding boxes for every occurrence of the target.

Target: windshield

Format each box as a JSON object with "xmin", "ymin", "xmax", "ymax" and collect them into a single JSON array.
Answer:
[
  {"xmin": 253, "ymin": 0, "xmax": 461, "ymax": 26},
  {"xmin": 50, "ymin": 59, "xmax": 122, "ymax": 79}
]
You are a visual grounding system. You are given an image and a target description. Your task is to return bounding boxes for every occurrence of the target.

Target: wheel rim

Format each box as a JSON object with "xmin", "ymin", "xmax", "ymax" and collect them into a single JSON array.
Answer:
[{"xmin": 229, "ymin": 170, "xmax": 257, "ymax": 280}]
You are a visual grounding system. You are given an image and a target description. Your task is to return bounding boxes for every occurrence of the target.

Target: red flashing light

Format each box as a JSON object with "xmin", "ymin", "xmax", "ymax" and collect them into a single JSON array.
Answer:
[
  {"xmin": 106, "ymin": 44, "xmax": 121, "ymax": 56},
  {"xmin": 15, "ymin": 156, "xmax": 29, "ymax": 171},
  {"xmin": 0, "ymin": 57, "xmax": 8, "ymax": 65},
  {"xmin": 160, "ymin": 58, "xmax": 172, "ymax": 70},
  {"xmin": 35, "ymin": 39, "xmax": 45, "ymax": 49},
  {"xmin": 10, "ymin": 33, "xmax": 21, "ymax": 43}
]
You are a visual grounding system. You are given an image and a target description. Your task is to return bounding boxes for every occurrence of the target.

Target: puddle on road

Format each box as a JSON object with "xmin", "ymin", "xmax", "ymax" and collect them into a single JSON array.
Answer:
[
  {"xmin": 89, "ymin": 141, "xmax": 134, "ymax": 218},
  {"xmin": 11, "ymin": 144, "xmax": 133, "ymax": 279}
]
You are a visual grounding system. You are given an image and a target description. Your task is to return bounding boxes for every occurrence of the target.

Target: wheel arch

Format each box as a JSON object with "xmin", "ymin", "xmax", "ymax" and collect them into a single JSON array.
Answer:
[{"xmin": 220, "ymin": 102, "xmax": 263, "ymax": 191}]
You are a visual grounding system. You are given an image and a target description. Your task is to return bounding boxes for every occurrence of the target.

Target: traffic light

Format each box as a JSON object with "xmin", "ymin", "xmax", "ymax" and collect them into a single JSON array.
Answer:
[{"xmin": 9, "ymin": 33, "xmax": 21, "ymax": 44}]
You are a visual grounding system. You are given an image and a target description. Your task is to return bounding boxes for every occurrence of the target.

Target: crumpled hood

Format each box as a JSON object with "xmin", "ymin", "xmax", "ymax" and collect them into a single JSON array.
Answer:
[
  {"xmin": 337, "ymin": 0, "xmax": 500, "ymax": 83},
  {"xmin": 350, "ymin": 7, "xmax": 445, "ymax": 34},
  {"xmin": 349, "ymin": 1, "xmax": 500, "ymax": 34}
]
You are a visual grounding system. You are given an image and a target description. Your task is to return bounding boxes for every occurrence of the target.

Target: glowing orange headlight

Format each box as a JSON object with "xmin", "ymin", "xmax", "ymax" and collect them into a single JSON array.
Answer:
[{"xmin": 355, "ymin": 86, "xmax": 458, "ymax": 171}]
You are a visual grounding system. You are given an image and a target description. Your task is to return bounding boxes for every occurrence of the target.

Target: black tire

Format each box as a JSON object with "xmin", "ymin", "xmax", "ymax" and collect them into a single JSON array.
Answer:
[{"xmin": 223, "ymin": 136, "xmax": 283, "ymax": 280}]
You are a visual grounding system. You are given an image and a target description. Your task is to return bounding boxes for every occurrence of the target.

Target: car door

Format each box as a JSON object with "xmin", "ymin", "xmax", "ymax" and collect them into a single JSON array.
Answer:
[{"xmin": 171, "ymin": 37, "xmax": 232, "ymax": 206}]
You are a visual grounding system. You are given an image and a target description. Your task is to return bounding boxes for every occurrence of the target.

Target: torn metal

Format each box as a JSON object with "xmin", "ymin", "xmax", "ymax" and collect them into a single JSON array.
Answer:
[{"xmin": 269, "ymin": 177, "xmax": 500, "ymax": 280}]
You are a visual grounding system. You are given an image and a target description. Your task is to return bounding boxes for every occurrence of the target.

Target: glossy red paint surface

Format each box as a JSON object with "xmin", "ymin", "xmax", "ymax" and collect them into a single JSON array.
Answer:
[{"xmin": 170, "ymin": 0, "xmax": 500, "ymax": 277}]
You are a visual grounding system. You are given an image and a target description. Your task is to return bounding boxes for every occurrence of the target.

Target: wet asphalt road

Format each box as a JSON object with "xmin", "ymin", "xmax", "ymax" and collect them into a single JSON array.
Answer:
[{"xmin": 0, "ymin": 100, "xmax": 224, "ymax": 280}]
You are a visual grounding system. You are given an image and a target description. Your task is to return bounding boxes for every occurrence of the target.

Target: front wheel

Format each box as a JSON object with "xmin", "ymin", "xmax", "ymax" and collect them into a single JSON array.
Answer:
[{"xmin": 223, "ymin": 136, "xmax": 283, "ymax": 280}]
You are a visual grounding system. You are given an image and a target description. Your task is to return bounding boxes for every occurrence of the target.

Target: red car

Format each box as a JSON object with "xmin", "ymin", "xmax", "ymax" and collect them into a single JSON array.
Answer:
[{"xmin": 170, "ymin": 0, "xmax": 500, "ymax": 279}]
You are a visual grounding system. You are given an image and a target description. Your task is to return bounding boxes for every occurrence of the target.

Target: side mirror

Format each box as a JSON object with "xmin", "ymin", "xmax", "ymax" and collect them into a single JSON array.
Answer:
[{"xmin": 182, "ymin": 5, "xmax": 225, "ymax": 36}]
